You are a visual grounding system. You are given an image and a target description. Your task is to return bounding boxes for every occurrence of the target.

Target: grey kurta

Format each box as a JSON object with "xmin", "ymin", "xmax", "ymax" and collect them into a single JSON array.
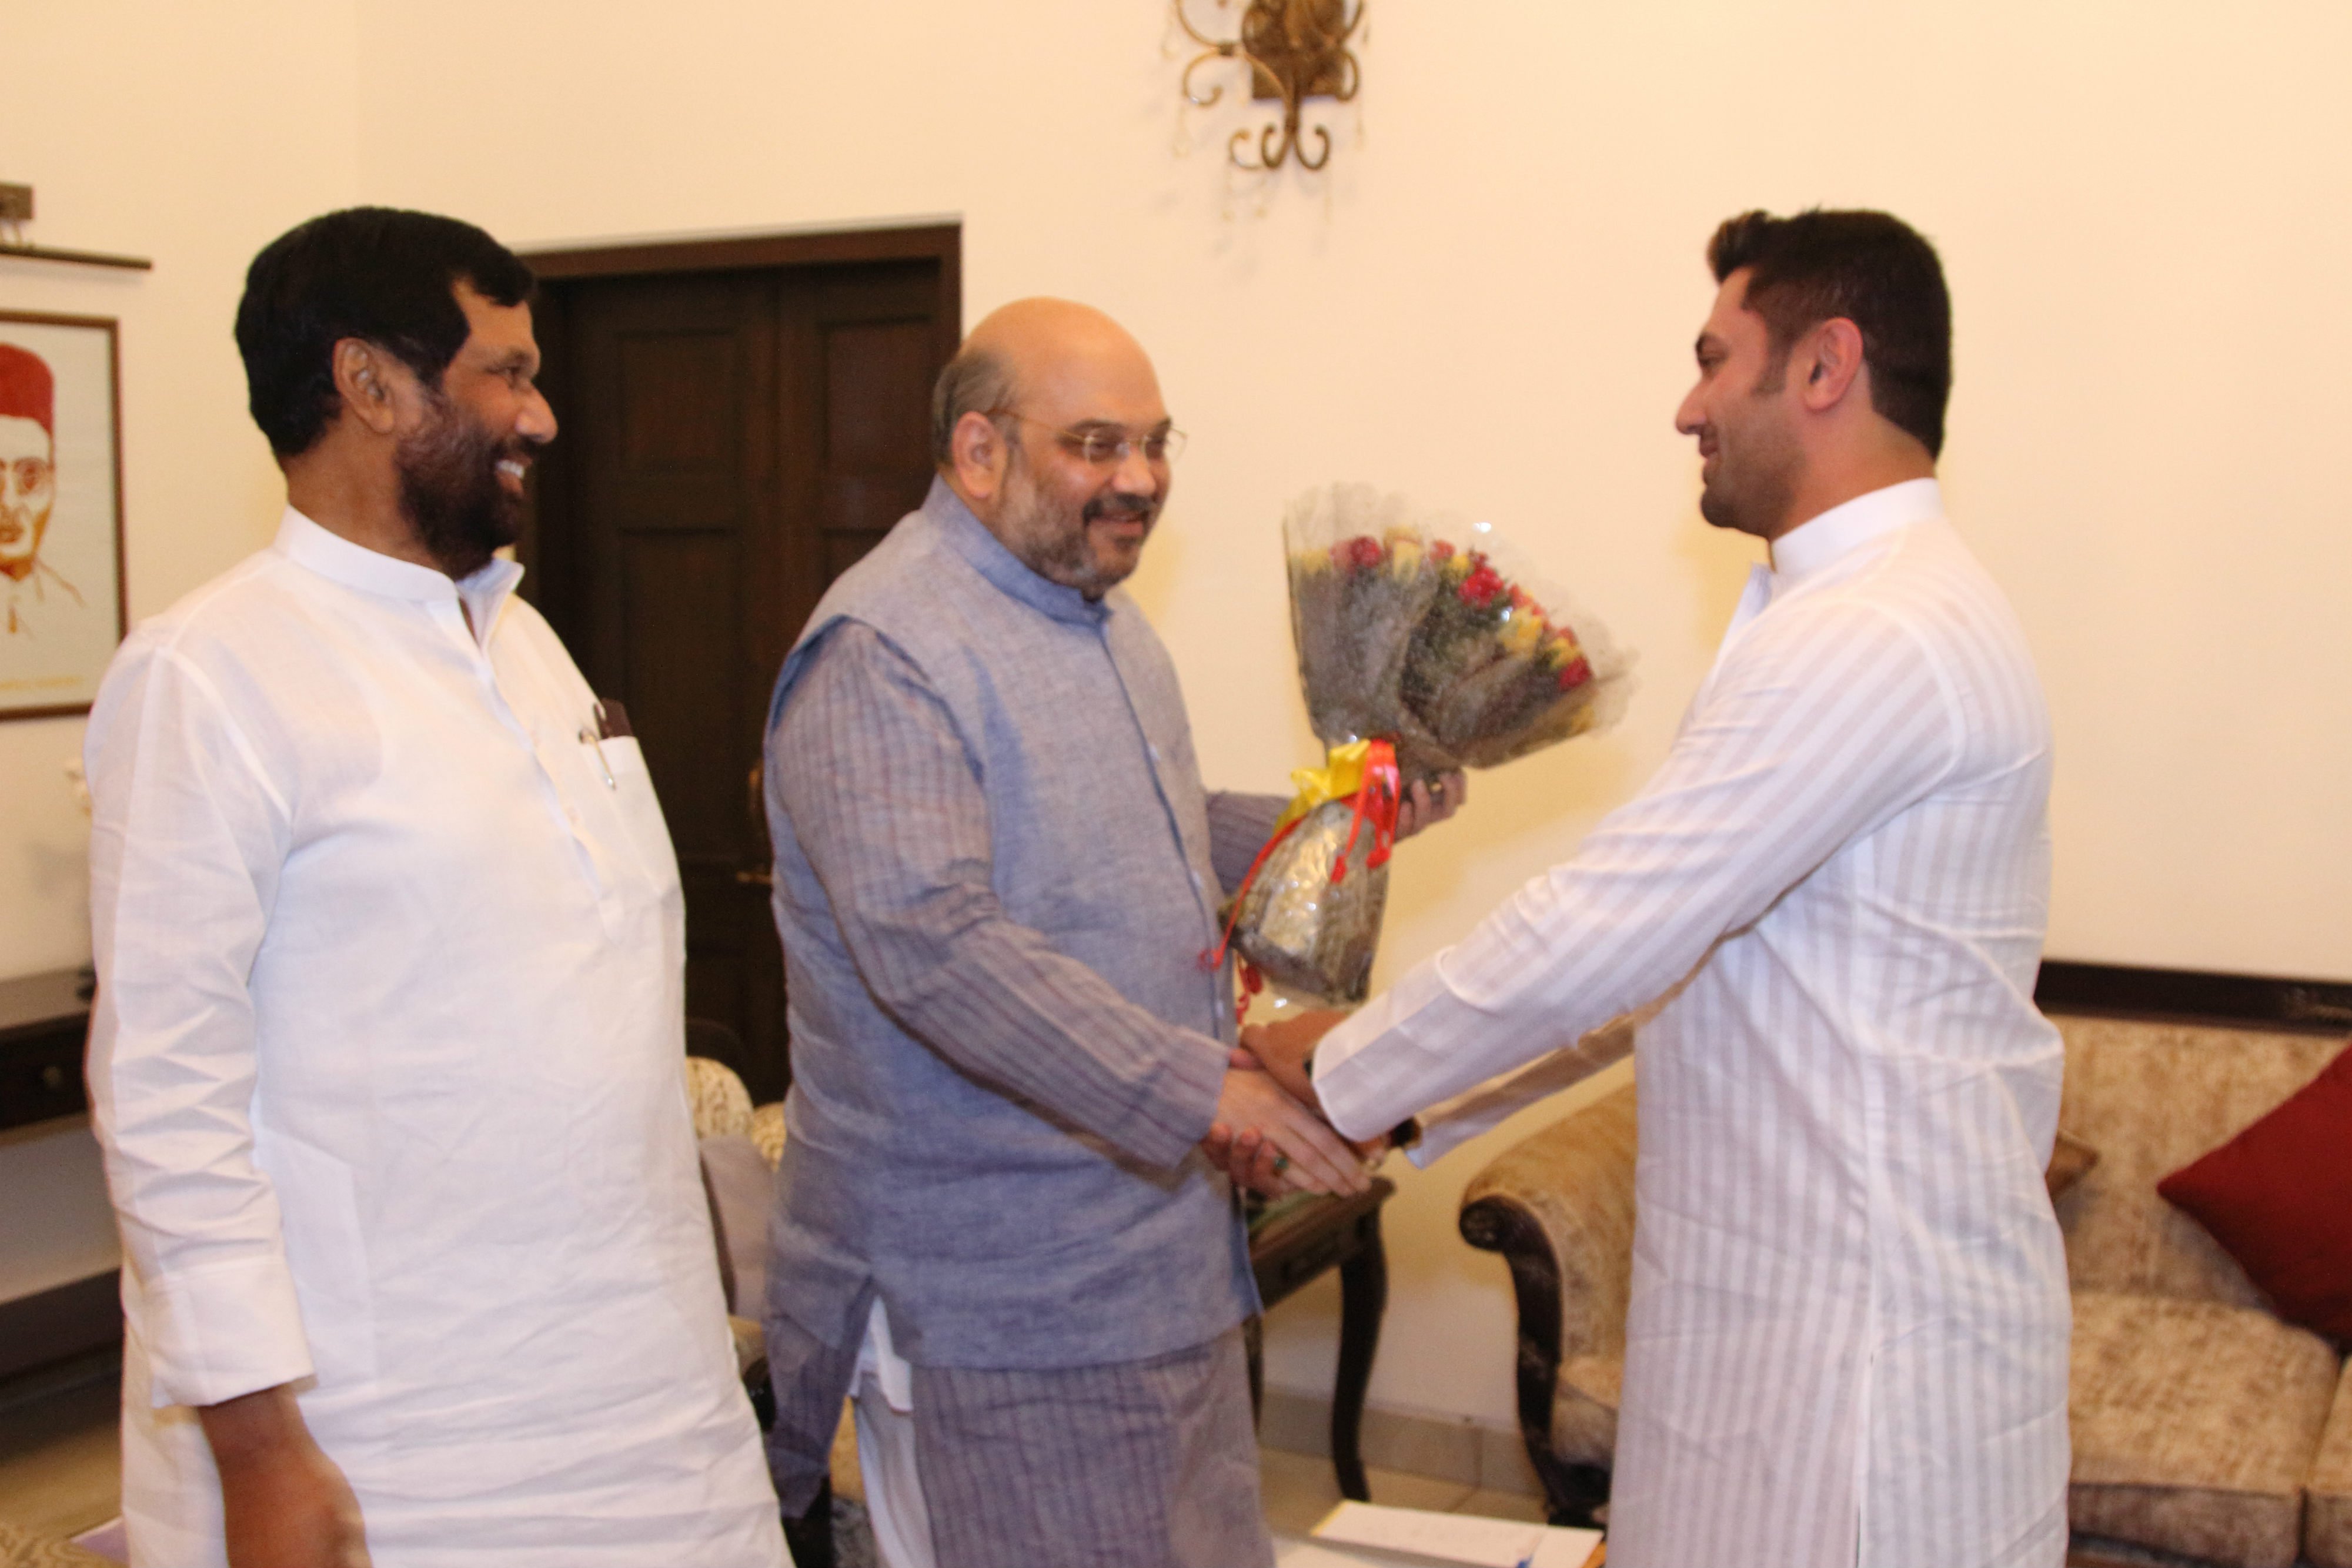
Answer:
[{"xmin": 760, "ymin": 479, "xmax": 1279, "ymax": 1516}]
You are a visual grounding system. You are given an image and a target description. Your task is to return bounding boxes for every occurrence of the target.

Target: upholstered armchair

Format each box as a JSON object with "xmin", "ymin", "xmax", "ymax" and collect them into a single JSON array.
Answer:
[
  {"xmin": 1456, "ymin": 1076, "xmax": 1635, "ymax": 1530},
  {"xmin": 1457, "ymin": 1014, "xmax": 2352, "ymax": 1568},
  {"xmin": 687, "ymin": 1052, "xmax": 863, "ymax": 1568}
]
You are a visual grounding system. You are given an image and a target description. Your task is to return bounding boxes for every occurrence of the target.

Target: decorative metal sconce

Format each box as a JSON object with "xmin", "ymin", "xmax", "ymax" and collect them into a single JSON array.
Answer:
[{"xmin": 1172, "ymin": 0, "xmax": 1365, "ymax": 173}]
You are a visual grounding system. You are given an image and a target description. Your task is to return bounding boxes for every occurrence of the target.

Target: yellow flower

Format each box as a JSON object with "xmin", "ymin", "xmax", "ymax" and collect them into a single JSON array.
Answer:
[
  {"xmin": 1388, "ymin": 537, "xmax": 1424, "ymax": 578},
  {"xmin": 1500, "ymin": 610, "xmax": 1544, "ymax": 654}
]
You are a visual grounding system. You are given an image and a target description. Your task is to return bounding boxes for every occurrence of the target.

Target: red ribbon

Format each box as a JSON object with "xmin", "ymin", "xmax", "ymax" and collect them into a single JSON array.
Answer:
[
  {"xmin": 1200, "ymin": 740, "xmax": 1402, "ymax": 984},
  {"xmin": 1329, "ymin": 740, "xmax": 1401, "ymax": 885}
]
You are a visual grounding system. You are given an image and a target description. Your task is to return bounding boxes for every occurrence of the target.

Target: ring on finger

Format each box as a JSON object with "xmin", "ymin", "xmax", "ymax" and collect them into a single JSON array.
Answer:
[{"xmin": 1270, "ymin": 1152, "xmax": 1291, "ymax": 1176}]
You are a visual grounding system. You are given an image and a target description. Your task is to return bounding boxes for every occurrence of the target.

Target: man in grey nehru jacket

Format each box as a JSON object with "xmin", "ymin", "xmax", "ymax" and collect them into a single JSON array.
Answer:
[{"xmin": 757, "ymin": 298, "xmax": 1454, "ymax": 1568}]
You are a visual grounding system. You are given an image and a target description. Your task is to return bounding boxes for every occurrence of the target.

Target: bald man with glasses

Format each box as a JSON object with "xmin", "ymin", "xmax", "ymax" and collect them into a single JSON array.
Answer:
[{"xmin": 756, "ymin": 300, "xmax": 1455, "ymax": 1567}]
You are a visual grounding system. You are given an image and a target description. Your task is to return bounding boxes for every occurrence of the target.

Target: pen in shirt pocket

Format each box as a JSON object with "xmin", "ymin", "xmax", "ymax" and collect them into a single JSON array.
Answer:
[{"xmin": 578, "ymin": 697, "xmax": 630, "ymax": 790}]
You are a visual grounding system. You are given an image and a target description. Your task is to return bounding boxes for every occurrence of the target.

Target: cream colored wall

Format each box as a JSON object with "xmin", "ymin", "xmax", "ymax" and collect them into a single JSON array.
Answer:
[
  {"xmin": 0, "ymin": 1, "xmax": 362, "ymax": 979},
  {"xmin": 0, "ymin": 1, "xmax": 362, "ymax": 1302},
  {"xmin": 2, "ymin": 0, "xmax": 2347, "ymax": 1425},
  {"xmin": 349, "ymin": 0, "xmax": 2352, "ymax": 1425}
]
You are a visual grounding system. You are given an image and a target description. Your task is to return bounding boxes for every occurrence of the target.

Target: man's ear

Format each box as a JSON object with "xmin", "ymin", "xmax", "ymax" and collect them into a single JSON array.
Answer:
[
  {"xmin": 331, "ymin": 338, "xmax": 404, "ymax": 437},
  {"xmin": 1798, "ymin": 317, "xmax": 1867, "ymax": 413},
  {"xmin": 950, "ymin": 410, "xmax": 1011, "ymax": 502}
]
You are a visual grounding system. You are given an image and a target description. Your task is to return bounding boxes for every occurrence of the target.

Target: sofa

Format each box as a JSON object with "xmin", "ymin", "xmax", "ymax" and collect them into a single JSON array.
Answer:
[{"xmin": 1458, "ymin": 1012, "xmax": 2352, "ymax": 1567}]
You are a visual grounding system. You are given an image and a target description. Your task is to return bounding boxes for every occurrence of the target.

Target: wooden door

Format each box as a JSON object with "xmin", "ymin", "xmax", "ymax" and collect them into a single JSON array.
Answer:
[{"xmin": 522, "ymin": 233, "xmax": 957, "ymax": 1101}]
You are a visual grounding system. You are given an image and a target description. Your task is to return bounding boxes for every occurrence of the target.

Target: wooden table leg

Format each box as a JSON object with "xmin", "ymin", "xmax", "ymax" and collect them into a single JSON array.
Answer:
[{"xmin": 1331, "ymin": 1211, "xmax": 1388, "ymax": 1502}]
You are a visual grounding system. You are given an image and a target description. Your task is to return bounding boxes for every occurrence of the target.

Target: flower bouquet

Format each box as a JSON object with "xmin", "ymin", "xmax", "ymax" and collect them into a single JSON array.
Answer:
[{"xmin": 1215, "ymin": 484, "xmax": 1629, "ymax": 1005}]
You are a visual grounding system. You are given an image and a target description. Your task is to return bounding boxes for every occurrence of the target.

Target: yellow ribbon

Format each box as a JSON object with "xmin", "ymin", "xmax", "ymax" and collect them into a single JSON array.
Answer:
[{"xmin": 1269, "ymin": 738, "xmax": 1378, "ymax": 837}]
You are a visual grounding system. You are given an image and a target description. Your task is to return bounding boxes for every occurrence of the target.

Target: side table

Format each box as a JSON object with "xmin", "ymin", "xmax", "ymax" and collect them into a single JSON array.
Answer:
[
  {"xmin": 0, "ymin": 967, "xmax": 94, "ymax": 1134},
  {"xmin": 1247, "ymin": 1175, "xmax": 1396, "ymax": 1502}
]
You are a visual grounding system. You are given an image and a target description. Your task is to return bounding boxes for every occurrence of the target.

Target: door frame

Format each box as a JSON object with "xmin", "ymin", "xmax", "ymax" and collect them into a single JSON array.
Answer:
[
  {"xmin": 517, "ymin": 222, "xmax": 961, "ymax": 634},
  {"xmin": 513, "ymin": 222, "xmax": 961, "ymax": 1097},
  {"xmin": 523, "ymin": 220, "xmax": 960, "ymax": 295}
]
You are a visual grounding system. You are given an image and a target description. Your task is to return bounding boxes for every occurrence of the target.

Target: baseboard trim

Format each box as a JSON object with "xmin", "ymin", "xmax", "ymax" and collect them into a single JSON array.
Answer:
[
  {"xmin": 0, "ymin": 1269, "xmax": 122, "ymax": 1385},
  {"xmin": 2035, "ymin": 961, "xmax": 2352, "ymax": 1034},
  {"xmin": 1259, "ymin": 1386, "xmax": 1542, "ymax": 1499}
]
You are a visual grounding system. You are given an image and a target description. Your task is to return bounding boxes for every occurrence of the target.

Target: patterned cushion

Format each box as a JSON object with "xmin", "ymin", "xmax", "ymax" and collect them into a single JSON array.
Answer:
[
  {"xmin": 727, "ymin": 1313, "xmax": 766, "ymax": 1378},
  {"xmin": 687, "ymin": 1055, "xmax": 755, "ymax": 1140},
  {"xmin": 831, "ymin": 1396, "xmax": 865, "ymax": 1506},
  {"xmin": 2053, "ymin": 1017, "xmax": 2342, "ymax": 1308},
  {"xmin": 2047, "ymin": 1128, "xmax": 2100, "ymax": 1201},
  {"xmin": 1548, "ymin": 1353, "xmax": 1622, "ymax": 1466},
  {"xmin": 2157, "ymin": 1042, "xmax": 2352, "ymax": 1342},
  {"xmin": 701, "ymin": 1133, "xmax": 774, "ymax": 1318},
  {"xmin": 2069, "ymin": 1290, "xmax": 2338, "ymax": 1568},
  {"xmin": 0, "ymin": 1521, "xmax": 115, "ymax": 1567},
  {"xmin": 2308, "ymin": 1360, "xmax": 2352, "ymax": 1568},
  {"xmin": 749, "ymin": 1099, "xmax": 787, "ymax": 1171}
]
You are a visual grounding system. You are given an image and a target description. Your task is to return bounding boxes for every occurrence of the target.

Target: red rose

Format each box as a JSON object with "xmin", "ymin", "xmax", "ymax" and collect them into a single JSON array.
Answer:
[
  {"xmin": 1429, "ymin": 540, "xmax": 1455, "ymax": 563},
  {"xmin": 1556, "ymin": 656, "xmax": 1592, "ymax": 690},
  {"xmin": 1338, "ymin": 535, "xmax": 1384, "ymax": 571},
  {"xmin": 1459, "ymin": 564, "xmax": 1504, "ymax": 607}
]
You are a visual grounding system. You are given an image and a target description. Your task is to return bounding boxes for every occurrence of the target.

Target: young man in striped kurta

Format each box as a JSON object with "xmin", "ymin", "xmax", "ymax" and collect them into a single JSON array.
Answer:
[{"xmin": 1245, "ymin": 210, "xmax": 2071, "ymax": 1567}]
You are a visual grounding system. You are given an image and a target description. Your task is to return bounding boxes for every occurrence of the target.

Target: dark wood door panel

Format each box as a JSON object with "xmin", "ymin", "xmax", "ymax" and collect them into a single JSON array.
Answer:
[
  {"xmin": 621, "ymin": 530, "xmax": 742, "ymax": 861},
  {"xmin": 617, "ymin": 329, "xmax": 744, "ymax": 469},
  {"xmin": 820, "ymin": 472, "xmax": 931, "ymax": 534},
  {"xmin": 823, "ymin": 316, "xmax": 933, "ymax": 469},
  {"xmin": 528, "ymin": 236, "xmax": 958, "ymax": 1102}
]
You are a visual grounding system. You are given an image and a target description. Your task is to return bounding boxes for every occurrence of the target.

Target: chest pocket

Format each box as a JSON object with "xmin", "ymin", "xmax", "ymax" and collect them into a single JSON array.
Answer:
[{"xmin": 594, "ymin": 736, "xmax": 686, "ymax": 921}]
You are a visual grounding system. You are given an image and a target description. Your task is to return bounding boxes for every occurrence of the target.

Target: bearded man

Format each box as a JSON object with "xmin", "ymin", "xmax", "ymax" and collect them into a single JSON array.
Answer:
[
  {"xmin": 83, "ymin": 208, "xmax": 786, "ymax": 1568},
  {"xmin": 757, "ymin": 299, "xmax": 1454, "ymax": 1568},
  {"xmin": 0, "ymin": 342, "xmax": 85, "ymax": 636},
  {"xmin": 1245, "ymin": 210, "xmax": 2070, "ymax": 1568}
]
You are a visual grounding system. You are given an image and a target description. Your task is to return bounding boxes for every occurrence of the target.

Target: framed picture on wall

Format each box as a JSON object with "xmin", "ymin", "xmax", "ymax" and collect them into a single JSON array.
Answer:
[{"xmin": 0, "ymin": 310, "xmax": 125, "ymax": 720}]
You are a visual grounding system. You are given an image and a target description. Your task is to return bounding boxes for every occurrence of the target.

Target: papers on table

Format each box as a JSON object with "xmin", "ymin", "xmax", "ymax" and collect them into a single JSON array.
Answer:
[{"xmin": 1305, "ymin": 1501, "xmax": 1605, "ymax": 1568}]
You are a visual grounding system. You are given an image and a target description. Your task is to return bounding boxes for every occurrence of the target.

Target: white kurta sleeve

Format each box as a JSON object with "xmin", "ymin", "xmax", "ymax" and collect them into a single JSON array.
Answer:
[
  {"xmin": 85, "ymin": 641, "xmax": 311, "ymax": 1409},
  {"xmin": 1315, "ymin": 593, "xmax": 1964, "ymax": 1154}
]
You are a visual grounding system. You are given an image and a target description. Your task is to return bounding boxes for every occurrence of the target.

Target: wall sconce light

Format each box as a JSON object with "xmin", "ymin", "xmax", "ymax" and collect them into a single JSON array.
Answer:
[{"xmin": 1172, "ymin": 0, "xmax": 1365, "ymax": 173}]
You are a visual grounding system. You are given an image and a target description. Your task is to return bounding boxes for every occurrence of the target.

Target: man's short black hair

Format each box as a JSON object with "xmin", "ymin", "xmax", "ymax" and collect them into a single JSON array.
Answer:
[
  {"xmin": 1707, "ymin": 209, "xmax": 1952, "ymax": 459},
  {"xmin": 235, "ymin": 208, "xmax": 536, "ymax": 458}
]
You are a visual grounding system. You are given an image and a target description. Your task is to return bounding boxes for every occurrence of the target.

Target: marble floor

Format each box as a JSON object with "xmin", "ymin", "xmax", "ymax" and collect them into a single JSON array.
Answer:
[
  {"xmin": 0, "ymin": 1355, "xmax": 119, "ymax": 1546},
  {"xmin": 1257, "ymin": 1443, "xmax": 1547, "ymax": 1540},
  {"xmin": 0, "ymin": 1352, "xmax": 1546, "ymax": 1561}
]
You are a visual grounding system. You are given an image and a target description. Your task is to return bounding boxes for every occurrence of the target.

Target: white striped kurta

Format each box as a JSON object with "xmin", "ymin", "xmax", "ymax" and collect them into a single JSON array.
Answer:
[{"xmin": 1315, "ymin": 479, "xmax": 2071, "ymax": 1568}]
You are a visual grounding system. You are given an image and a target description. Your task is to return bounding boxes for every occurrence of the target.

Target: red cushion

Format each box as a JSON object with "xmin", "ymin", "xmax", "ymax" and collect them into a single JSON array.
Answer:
[{"xmin": 2157, "ymin": 1041, "xmax": 2352, "ymax": 1342}]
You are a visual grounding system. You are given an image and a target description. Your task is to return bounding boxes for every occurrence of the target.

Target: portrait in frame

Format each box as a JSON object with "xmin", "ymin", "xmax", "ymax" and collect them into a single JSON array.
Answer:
[{"xmin": 0, "ymin": 310, "xmax": 125, "ymax": 719}]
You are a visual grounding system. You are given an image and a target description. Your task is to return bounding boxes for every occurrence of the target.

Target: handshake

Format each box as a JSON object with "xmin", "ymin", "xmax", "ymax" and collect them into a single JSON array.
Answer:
[
  {"xmin": 1202, "ymin": 1009, "xmax": 1382, "ymax": 1199},
  {"xmin": 1197, "ymin": 767, "xmax": 1462, "ymax": 1199}
]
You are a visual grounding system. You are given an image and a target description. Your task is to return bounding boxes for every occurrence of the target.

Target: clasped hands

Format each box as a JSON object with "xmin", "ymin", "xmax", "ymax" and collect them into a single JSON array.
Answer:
[{"xmin": 1202, "ymin": 1008, "xmax": 1364, "ymax": 1197}]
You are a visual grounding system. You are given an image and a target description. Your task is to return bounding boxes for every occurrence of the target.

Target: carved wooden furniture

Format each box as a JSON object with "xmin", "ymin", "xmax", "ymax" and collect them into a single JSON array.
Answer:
[
  {"xmin": 0, "ymin": 967, "xmax": 91, "ymax": 1134},
  {"xmin": 1456, "ymin": 1002, "xmax": 2352, "ymax": 1567},
  {"xmin": 1246, "ymin": 1175, "xmax": 1396, "ymax": 1500}
]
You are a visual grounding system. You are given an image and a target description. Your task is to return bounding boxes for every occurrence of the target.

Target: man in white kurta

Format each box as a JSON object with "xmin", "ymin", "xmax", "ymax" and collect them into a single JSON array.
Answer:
[
  {"xmin": 84, "ymin": 208, "xmax": 784, "ymax": 1567},
  {"xmin": 1254, "ymin": 211, "xmax": 2070, "ymax": 1567}
]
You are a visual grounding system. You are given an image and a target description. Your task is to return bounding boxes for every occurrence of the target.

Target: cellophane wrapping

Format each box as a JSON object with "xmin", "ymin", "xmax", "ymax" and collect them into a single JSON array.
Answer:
[
  {"xmin": 1287, "ymin": 483, "xmax": 1632, "ymax": 780},
  {"xmin": 1231, "ymin": 484, "xmax": 1632, "ymax": 1005},
  {"xmin": 1228, "ymin": 797, "xmax": 1388, "ymax": 1003}
]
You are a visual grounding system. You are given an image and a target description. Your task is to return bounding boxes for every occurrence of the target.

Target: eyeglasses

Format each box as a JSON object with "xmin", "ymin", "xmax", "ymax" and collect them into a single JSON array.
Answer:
[{"xmin": 994, "ymin": 411, "xmax": 1187, "ymax": 467}]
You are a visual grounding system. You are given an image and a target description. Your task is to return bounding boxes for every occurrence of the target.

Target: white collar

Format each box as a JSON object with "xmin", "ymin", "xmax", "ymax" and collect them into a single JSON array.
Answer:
[
  {"xmin": 274, "ymin": 506, "xmax": 524, "ymax": 638},
  {"xmin": 1769, "ymin": 477, "xmax": 1943, "ymax": 586}
]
